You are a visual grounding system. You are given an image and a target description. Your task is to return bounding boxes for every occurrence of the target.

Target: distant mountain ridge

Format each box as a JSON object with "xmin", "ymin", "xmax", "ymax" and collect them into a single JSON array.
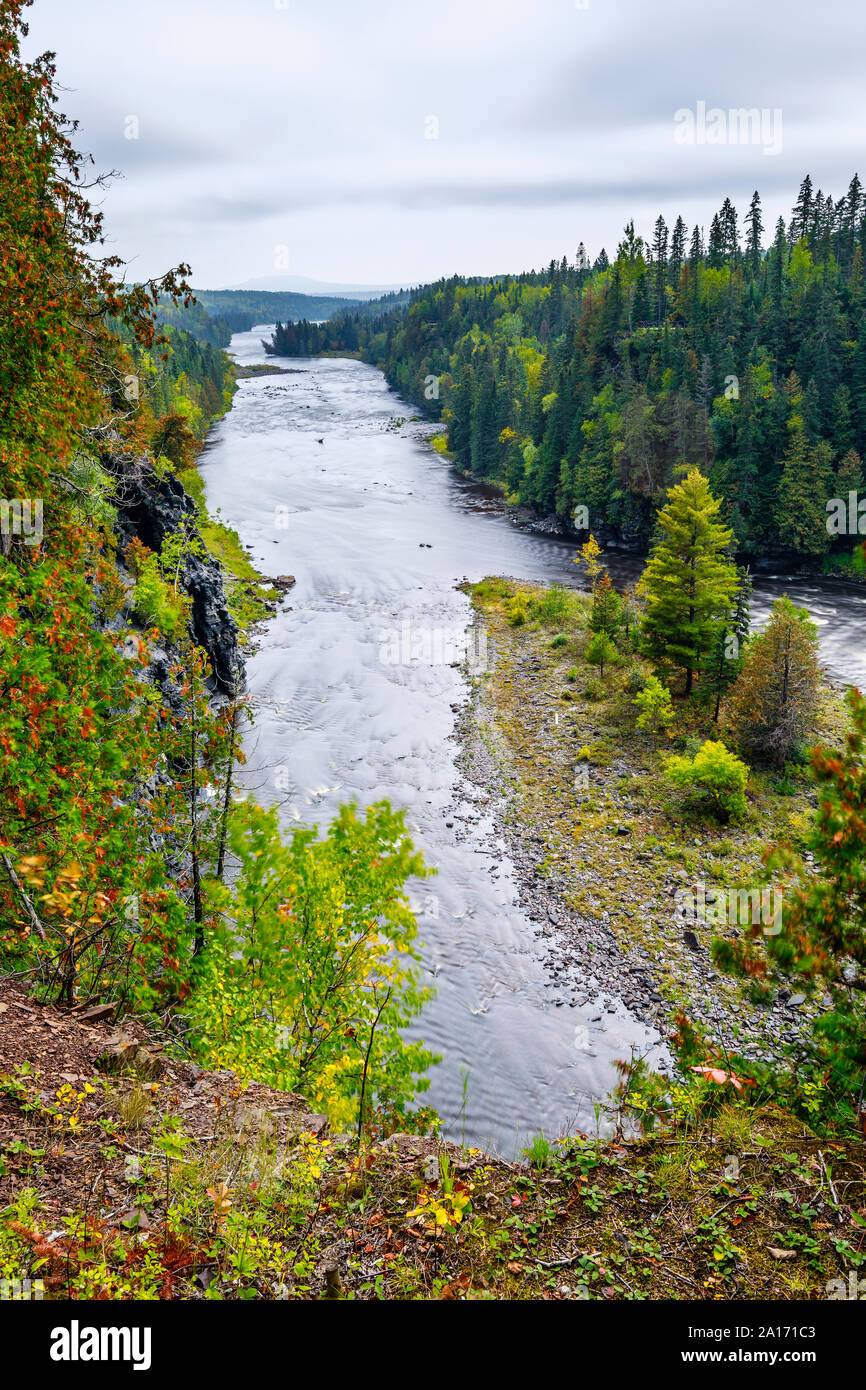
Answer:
[{"xmin": 223, "ymin": 274, "xmax": 414, "ymax": 300}]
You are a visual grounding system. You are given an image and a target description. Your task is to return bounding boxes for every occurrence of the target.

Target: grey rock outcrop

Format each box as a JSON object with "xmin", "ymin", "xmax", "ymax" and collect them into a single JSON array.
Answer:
[{"xmin": 104, "ymin": 453, "xmax": 244, "ymax": 694}]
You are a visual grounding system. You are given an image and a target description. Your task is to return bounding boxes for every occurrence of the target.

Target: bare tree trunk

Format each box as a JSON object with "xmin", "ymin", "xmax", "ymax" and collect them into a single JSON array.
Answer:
[
  {"xmin": 357, "ymin": 988, "xmax": 392, "ymax": 1143},
  {"xmin": 189, "ymin": 657, "xmax": 204, "ymax": 955},
  {"xmin": 216, "ymin": 679, "xmax": 241, "ymax": 882},
  {"xmin": 1, "ymin": 852, "xmax": 47, "ymax": 940}
]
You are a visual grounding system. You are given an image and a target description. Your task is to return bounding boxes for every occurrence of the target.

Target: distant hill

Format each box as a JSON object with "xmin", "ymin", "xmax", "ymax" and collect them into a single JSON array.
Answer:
[
  {"xmin": 223, "ymin": 274, "xmax": 414, "ymax": 300},
  {"xmin": 156, "ymin": 288, "xmax": 364, "ymax": 346}
]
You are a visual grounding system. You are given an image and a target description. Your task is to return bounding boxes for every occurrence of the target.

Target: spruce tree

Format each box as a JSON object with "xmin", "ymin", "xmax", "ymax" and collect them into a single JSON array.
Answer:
[
  {"xmin": 774, "ymin": 385, "xmax": 833, "ymax": 559},
  {"xmin": 842, "ymin": 174, "xmax": 863, "ymax": 277},
  {"xmin": 641, "ymin": 469, "xmax": 738, "ymax": 696},
  {"xmin": 714, "ymin": 688, "xmax": 866, "ymax": 1117},
  {"xmin": 651, "ymin": 214, "xmax": 669, "ymax": 324},
  {"xmin": 745, "ymin": 190, "xmax": 763, "ymax": 274},
  {"xmin": 720, "ymin": 197, "xmax": 739, "ymax": 260},
  {"xmin": 791, "ymin": 174, "xmax": 814, "ymax": 242},
  {"xmin": 669, "ymin": 216, "xmax": 687, "ymax": 286},
  {"xmin": 707, "ymin": 214, "xmax": 725, "ymax": 269},
  {"xmin": 704, "ymin": 566, "xmax": 752, "ymax": 722}
]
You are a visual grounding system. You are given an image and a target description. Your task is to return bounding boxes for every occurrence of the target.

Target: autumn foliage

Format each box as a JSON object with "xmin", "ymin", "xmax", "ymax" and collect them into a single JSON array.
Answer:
[{"xmin": 0, "ymin": 1, "xmax": 201, "ymax": 1005}]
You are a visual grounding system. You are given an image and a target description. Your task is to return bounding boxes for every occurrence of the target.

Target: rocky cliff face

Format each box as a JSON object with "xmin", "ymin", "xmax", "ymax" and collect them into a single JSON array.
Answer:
[{"xmin": 105, "ymin": 452, "xmax": 244, "ymax": 695}]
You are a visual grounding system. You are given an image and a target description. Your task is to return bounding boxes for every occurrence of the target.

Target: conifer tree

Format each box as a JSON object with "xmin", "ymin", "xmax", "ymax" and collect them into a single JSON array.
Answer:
[
  {"xmin": 791, "ymin": 174, "xmax": 814, "ymax": 242},
  {"xmin": 641, "ymin": 470, "xmax": 738, "ymax": 695},
  {"xmin": 704, "ymin": 566, "xmax": 752, "ymax": 722},
  {"xmin": 726, "ymin": 596, "xmax": 821, "ymax": 766},
  {"xmin": 589, "ymin": 571, "xmax": 622, "ymax": 639},
  {"xmin": 707, "ymin": 214, "xmax": 725, "ymax": 269},
  {"xmin": 774, "ymin": 381, "xmax": 834, "ymax": 558},
  {"xmin": 651, "ymin": 215, "xmax": 669, "ymax": 324},
  {"xmin": 837, "ymin": 446, "xmax": 864, "ymax": 495},
  {"xmin": 745, "ymin": 190, "xmax": 763, "ymax": 274},
  {"xmin": 669, "ymin": 216, "xmax": 687, "ymax": 286}
]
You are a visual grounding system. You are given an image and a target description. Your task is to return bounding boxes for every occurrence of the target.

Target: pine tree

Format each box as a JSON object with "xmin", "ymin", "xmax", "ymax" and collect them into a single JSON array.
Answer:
[
  {"xmin": 704, "ymin": 566, "xmax": 752, "ymax": 721},
  {"xmin": 651, "ymin": 214, "xmax": 669, "ymax": 324},
  {"xmin": 726, "ymin": 596, "xmax": 821, "ymax": 766},
  {"xmin": 589, "ymin": 571, "xmax": 622, "ymax": 639},
  {"xmin": 791, "ymin": 174, "xmax": 814, "ymax": 242},
  {"xmin": 720, "ymin": 198, "xmax": 739, "ymax": 260},
  {"xmin": 469, "ymin": 351, "xmax": 500, "ymax": 477},
  {"xmin": 744, "ymin": 190, "xmax": 763, "ymax": 274},
  {"xmin": 836, "ymin": 446, "xmax": 863, "ymax": 494},
  {"xmin": 812, "ymin": 189, "xmax": 826, "ymax": 245},
  {"xmin": 832, "ymin": 385, "xmax": 856, "ymax": 456},
  {"xmin": 585, "ymin": 630, "xmax": 616, "ymax": 677},
  {"xmin": 641, "ymin": 469, "xmax": 738, "ymax": 695},
  {"xmin": 842, "ymin": 173, "xmax": 863, "ymax": 277},
  {"xmin": 707, "ymin": 214, "xmax": 725, "ymax": 269},
  {"xmin": 669, "ymin": 216, "xmax": 687, "ymax": 286},
  {"xmin": 774, "ymin": 387, "xmax": 833, "ymax": 558}
]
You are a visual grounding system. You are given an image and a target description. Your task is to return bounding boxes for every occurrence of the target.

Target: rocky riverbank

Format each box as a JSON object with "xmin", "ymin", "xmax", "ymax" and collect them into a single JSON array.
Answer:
[
  {"xmin": 109, "ymin": 451, "xmax": 245, "ymax": 693},
  {"xmin": 449, "ymin": 576, "xmax": 850, "ymax": 1071}
]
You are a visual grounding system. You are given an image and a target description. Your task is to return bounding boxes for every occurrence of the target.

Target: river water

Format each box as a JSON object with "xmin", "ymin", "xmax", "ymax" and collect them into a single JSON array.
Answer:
[{"xmin": 199, "ymin": 327, "xmax": 865, "ymax": 1154}]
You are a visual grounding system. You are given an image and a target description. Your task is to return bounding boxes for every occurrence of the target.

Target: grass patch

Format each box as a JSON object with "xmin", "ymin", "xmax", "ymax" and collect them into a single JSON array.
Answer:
[{"xmin": 178, "ymin": 465, "xmax": 278, "ymax": 640}]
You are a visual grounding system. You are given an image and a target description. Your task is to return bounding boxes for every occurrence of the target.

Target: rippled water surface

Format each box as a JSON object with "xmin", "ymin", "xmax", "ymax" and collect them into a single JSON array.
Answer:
[{"xmin": 199, "ymin": 328, "xmax": 865, "ymax": 1153}]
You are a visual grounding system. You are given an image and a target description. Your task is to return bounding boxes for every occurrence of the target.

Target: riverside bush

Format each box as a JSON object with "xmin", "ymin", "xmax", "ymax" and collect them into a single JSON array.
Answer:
[
  {"xmin": 189, "ymin": 799, "xmax": 439, "ymax": 1132},
  {"xmin": 633, "ymin": 674, "xmax": 675, "ymax": 734},
  {"xmin": 665, "ymin": 740, "xmax": 749, "ymax": 821}
]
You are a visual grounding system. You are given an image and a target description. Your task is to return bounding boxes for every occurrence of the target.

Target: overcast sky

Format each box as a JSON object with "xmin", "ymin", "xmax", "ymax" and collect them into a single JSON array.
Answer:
[{"xmin": 23, "ymin": 0, "xmax": 866, "ymax": 290}]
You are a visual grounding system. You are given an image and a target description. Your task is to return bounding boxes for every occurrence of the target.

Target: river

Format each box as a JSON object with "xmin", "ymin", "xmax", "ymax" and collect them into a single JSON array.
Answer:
[{"xmin": 199, "ymin": 327, "xmax": 865, "ymax": 1154}]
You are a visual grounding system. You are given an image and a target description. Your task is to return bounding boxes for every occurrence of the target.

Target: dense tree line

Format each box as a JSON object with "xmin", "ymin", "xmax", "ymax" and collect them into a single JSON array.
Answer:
[
  {"xmin": 265, "ymin": 289, "xmax": 418, "ymax": 357},
  {"xmin": 157, "ymin": 288, "xmax": 373, "ymax": 348},
  {"xmin": 193, "ymin": 287, "xmax": 366, "ymax": 327},
  {"xmin": 271, "ymin": 178, "xmax": 866, "ymax": 566},
  {"xmin": 155, "ymin": 298, "xmax": 234, "ymax": 347}
]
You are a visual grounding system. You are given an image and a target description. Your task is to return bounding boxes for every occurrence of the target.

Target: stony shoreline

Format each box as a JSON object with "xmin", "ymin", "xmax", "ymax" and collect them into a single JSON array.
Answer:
[{"xmin": 447, "ymin": 577, "xmax": 847, "ymax": 1072}]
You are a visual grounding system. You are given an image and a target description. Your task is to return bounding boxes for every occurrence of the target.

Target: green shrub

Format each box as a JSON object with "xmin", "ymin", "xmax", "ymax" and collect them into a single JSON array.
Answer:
[
  {"xmin": 528, "ymin": 582, "xmax": 584, "ymax": 628},
  {"xmin": 521, "ymin": 1133, "xmax": 554, "ymax": 1170},
  {"xmin": 633, "ymin": 674, "xmax": 675, "ymax": 734},
  {"xmin": 132, "ymin": 551, "xmax": 184, "ymax": 639},
  {"xmin": 190, "ymin": 800, "xmax": 438, "ymax": 1131},
  {"xmin": 585, "ymin": 631, "xmax": 616, "ymax": 676},
  {"xmin": 665, "ymin": 740, "xmax": 749, "ymax": 821},
  {"xmin": 506, "ymin": 591, "xmax": 530, "ymax": 626}
]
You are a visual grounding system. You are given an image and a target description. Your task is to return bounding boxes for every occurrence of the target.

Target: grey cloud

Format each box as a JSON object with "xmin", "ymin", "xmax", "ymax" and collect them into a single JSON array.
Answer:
[
  {"xmin": 22, "ymin": 0, "xmax": 866, "ymax": 286},
  {"xmin": 177, "ymin": 166, "xmax": 827, "ymax": 223}
]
